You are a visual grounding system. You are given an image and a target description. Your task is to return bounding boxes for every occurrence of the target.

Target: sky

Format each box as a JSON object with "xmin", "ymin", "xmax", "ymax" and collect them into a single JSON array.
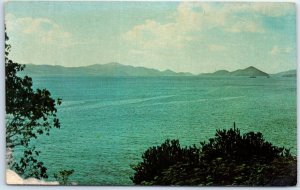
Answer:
[{"xmin": 5, "ymin": 1, "xmax": 297, "ymax": 74}]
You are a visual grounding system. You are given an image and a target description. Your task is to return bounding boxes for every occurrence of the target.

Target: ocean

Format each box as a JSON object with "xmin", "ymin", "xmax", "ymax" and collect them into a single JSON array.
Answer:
[{"xmin": 14, "ymin": 76, "xmax": 297, "ymax": 185}]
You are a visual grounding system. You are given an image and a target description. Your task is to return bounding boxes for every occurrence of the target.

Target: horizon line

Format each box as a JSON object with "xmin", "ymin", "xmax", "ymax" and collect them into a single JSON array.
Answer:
[{"xmin": 22, "ymin": 62, "xmax": 296, "ymax": 75}]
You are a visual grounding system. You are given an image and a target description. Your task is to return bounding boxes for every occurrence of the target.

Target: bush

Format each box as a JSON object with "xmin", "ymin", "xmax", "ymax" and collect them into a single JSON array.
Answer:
[
  {"xmin": 54, "ymin": 169, "xmax": 75, "ymax": 185},
  {"xmin": 130, "ymin": 139, "xmax": 200, "ymax": 184},
  {"xmin": 131, "ymin": 124, "xmax": 296, "ymax": 186}
]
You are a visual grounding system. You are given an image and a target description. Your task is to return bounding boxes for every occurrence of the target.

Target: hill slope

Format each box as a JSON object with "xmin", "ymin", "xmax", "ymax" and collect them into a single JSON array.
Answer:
[
  {"xmin": 231, "ymin": 66, "xmax": 269, "ymax": 77},
  {"xmin": 21, "ymin": 62, "xmax": 193, "ymax": 77},
  {"xmin": 272, "ymin": 70, "xmax": 296, "ymax": 77},
  {"xmin": 202, "ymin": 66, "xmax": 269, "ymax": 77}
]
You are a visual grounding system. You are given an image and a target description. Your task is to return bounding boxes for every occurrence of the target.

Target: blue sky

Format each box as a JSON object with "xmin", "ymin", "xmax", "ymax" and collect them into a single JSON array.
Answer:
[{"xmin": 5, "ymin": 1, "xmax": 296, "ymax": 74}]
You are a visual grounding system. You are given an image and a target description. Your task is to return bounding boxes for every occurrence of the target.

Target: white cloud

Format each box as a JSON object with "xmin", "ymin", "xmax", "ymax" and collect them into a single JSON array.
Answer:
[
  {"xmin": 123, "ymin": 19, "xmax": 192, "ymax": 50},
  {"xmin": 6, "ymin": 13, "xmax": 74, "ymax": 48},
  {"xmin": 123, "ymin": 3, "xmax": 204, "ymax": 51},
  {"xmin": 123, "ymin": 2, "xmax": 292, "ymax": 52}
]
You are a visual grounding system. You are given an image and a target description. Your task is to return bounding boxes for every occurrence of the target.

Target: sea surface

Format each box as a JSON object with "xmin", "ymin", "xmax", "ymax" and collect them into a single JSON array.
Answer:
[{"xmin": 14, "ymin": 76, "xmax": 297, "ymax": 185}]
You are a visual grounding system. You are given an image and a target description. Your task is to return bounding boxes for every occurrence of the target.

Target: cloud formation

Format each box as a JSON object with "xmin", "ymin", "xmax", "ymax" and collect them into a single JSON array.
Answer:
[
  {"xmin": 5, "ymin": 1, "xmax": 296, "ymax": 73},
  {"xmin": 123, "ymin": 2, "xmax": 293, "ymax": 51},
  {"xmin": 6, "ymin": 13, "xmax": 74, "ymax": 48}
]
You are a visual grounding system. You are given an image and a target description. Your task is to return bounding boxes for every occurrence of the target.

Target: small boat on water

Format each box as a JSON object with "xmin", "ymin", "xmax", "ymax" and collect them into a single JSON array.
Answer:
[{"xmin": 250, "ymin": 76, "xmax": 256, "ymax": 78}]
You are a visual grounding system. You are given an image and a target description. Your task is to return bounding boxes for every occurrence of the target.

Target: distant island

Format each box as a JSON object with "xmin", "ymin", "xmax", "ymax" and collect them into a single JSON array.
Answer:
[
  {"xmin": 201, "ymin": 66, "xmax": 270, "ymax": 77},
  {"xmin": 21, "ymin": 62, "xmax": 193, "ymax": 77},
  {"xmin": 271, "ymin": 70, "xmax": 296, "ymax": 77},
  {"xmin": 21, "ymin": 63, "xmax": 295, "ymax": 78}
]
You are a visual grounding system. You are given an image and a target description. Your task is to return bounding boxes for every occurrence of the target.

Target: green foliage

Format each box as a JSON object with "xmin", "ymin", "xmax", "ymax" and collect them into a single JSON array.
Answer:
[
  {"xmin": 130, "ymin": 139, "xmax": 200, "ymax": 184},
  {"xmin": 131, "ymin": 124, "xmax": 297, "ymax": 186},
  {"xmin": 5, "ymin": 29, "xmax": 61, "ymax": 179},
  {"xmin": 200, "ymin": 126, "xmax": 290, "ymax": 164},
  {"xmin": 11, "ymin": 146, "xmax": 48, "ymax": 179},
  {"xmin": 54, "ymin": 169, "xmax": 75, "ymax": 185}
]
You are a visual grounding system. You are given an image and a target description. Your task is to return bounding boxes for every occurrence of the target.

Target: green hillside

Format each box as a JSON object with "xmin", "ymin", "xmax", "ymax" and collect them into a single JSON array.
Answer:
[{"xmin": 21, "ymin": 62, "xmax": 193, "ymax": 77}]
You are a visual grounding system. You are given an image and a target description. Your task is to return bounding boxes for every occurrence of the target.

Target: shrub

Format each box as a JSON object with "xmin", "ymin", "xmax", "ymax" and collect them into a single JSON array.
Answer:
[
  {"xmin": 131, "ymin": 124, "xmax": 296, "ymax": 186},
  {"xmin": 130, "ymin": 139, "xmax": 200, "ymax": 184},
  {"xmin": 54, "ymin": 169, "xmax": 75, "ymax": 185}
]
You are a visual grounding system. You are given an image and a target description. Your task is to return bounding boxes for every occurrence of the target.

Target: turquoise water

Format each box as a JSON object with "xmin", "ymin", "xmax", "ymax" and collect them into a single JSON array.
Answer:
[{"xmin": 19, "ymin": 76, "xmax": 296, "ymax": 185}]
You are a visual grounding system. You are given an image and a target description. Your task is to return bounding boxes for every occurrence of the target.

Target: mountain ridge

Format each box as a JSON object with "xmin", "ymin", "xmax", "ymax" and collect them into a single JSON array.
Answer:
[
  {"xmin": 201, "ymin": 66, "xmax": 270, "ymax": 77},
  {"xmin": 21, "ymin": 62, "xmax": 193, "ymax": 77},
  {"xmin": 20, "ymin": 63, "xmax": 293, "ymax": 77},
  {"xmin": 271, "ymin": 69, "xmax": 296, "ymax": 77}
]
